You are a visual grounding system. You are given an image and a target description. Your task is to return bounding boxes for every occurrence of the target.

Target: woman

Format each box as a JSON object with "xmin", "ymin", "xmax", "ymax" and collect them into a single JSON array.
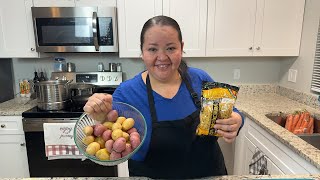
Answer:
[{"xmin": 84, "ymin": 15, "xmax": 243, "ymax": 179}]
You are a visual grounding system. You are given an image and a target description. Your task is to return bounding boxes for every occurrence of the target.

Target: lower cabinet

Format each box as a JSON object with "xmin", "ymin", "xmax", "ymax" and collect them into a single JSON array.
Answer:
[
  {"xmin": 0, "ymin": 116, "xmax": 29, "ymax": 178},
  {"xmin": 234, "ymin": 117, "xmax": 320, "ymax": 175}
]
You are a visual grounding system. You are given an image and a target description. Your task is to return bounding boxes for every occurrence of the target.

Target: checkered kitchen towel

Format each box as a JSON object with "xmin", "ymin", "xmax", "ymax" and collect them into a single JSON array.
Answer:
[
  {"xmin": 43, "ymin": 123, "xmax": 85, "ymax": 160},
  {"xmin": 249, "ymin": 148, "xmax": 268, "ymax": 175}
]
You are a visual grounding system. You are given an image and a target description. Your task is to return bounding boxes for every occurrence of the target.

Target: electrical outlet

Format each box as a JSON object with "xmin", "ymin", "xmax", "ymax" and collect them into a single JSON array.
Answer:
[
  {"xmin": 288, "ymin": 69, "xmax": 298, "ymax": 82},
  {"xmin": 233, "ymin": 69, "xmax": 240, "ymax": 80}
]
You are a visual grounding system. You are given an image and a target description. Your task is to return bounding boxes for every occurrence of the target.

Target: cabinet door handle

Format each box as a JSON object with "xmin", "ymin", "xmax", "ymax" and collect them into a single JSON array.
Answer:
[
  {"xmin": 1, "ymin": 124, "xmax": 5, "ymax": 128},
  {"xmin": 31, "ymin": 48, "xmax": 35, "ymax": 51},
  {"xmin": 249, "ymin": 47, "xmax": 253, "ymax": 50},
  {"xmin": 256, "ymin": 46, "xmax": 261, "ymax": 50},
  {"xmin": 20, "ymin": 143, "xmax": 26, "ymax": 146}
]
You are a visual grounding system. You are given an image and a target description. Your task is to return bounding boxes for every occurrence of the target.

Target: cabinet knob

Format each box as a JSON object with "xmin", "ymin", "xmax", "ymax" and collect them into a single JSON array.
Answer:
[
  {"xmin": 20, "ymin": 143, "xmax": 26, "ymax": 146},
  {"xmin": 256, "ymin": 46, "xmax": 261, "ymax": 50},
  {"xmin": 31, "ymin": 48, "xmax": 35, "ymax": 51},
  {"xmin": 249, "ymin": 47, "xmax": 253, "ymax": 50},
  {"xmin": 1, "ymin": 124, "xmax": 5, "ymax": 128}
]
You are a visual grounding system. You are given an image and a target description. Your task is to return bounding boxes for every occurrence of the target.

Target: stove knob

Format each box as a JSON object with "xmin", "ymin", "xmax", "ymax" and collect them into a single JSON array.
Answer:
[
  {"xmin": 115, "ymin": 76, "xmax": 118, "ymax": 81},
  {"xmin": 100, "ymin": 76, "xmax": 105, "ymax": 81},
  {"xmin": 107, "ymin": 76, "xmax": 112, "ymax": 81},
  {"xmin": 1, "ymin": 124, "xmax": 5, "ymax": 128}
]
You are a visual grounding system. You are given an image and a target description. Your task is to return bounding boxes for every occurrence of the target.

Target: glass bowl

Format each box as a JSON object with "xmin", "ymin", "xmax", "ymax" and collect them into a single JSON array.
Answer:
[{"xmin": 74, "ymin": 101, "xmax": 147, "ymax": 166}]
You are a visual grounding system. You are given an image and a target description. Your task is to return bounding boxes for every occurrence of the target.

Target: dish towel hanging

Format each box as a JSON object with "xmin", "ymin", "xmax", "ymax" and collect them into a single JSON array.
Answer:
[
  {"xmin": 43, "ymin": 123, "xmax": 85, "ymax": 160},
  {"xmin": 249, "ymin": 148, "xmax": 269, "ymax": 175}
]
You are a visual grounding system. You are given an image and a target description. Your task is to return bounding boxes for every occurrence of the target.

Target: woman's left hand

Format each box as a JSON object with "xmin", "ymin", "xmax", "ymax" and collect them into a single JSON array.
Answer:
[{"xmin": 213, "ymin": 112, "xmax": 242, "ymax": 143}]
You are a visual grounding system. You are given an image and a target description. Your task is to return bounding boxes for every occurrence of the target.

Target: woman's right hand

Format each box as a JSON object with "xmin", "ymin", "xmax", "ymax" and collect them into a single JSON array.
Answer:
[{"xmin": 83, "ymin": 93, "xmax": 118, "ymax": 122}]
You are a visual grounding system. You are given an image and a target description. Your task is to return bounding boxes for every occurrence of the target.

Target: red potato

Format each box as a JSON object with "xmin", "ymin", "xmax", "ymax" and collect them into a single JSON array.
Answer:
[
  {"xmin": 130, "ymin": 135, "xmax": 141, "ymax": 149},
  {"xmin": 94, "ymin": 124, "xmax": 106, "ymax": 137},
  {"xmin": 121, "ymin": 143, "xmax": 133, "ymax": 157},
  {"xmin": 127, "ymin": 127, "xmax": 137, "ymax": 134},
  {"xmin": 105, "ymin": 139, "xmax": 114, "ymax": 153},
  {"xmin": 110, "ymin": 150, "xmax": 121, "ymax": 160},
  {"xmin": 107, "ymin": 110, "xmax": 118, "ymax": 122},
  {"xmin": 130, "ymin": 132, "xmax": 140, "ymax": 139},
  {"xmin": 102, "ymin": 129, "xmax": 112, "ymax": 141},
  {"xmin": 113, "ymin": 137, "xmax": 126, "ymax": 153}
]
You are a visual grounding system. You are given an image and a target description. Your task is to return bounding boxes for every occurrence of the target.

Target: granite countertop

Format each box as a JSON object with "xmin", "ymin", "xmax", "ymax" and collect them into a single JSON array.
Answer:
[
  {"xmin": 236, "ymin": 93, "xmax": 320, "ymax": 170},
  {"xmin": 0, "ymin": 97, "xmax": 37, "ymax": 116},
  {"xmin": 0, "ymin": 87, "xmax": 319, "ymax": 172}
]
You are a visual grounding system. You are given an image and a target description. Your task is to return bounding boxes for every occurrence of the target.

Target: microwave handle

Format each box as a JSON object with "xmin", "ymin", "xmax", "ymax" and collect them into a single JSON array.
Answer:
[{"xmin": 92, "ymin": 12, "xmax": 99, "ymax": 51}]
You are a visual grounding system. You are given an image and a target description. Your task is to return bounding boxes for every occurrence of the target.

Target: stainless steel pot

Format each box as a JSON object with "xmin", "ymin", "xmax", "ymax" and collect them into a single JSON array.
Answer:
[
  {"xmin": 35, "ymin": 80, "xmax": 72, "ymax": 110},
  {"xmin": 70, "ymin": 83, "xmax": 95, "ymax": 97}
]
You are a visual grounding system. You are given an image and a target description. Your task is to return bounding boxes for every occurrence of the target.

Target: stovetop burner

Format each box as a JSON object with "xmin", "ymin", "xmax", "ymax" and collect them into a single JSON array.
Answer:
[{"xmin": 22, "ymin": 106, "xmax": 84, "ymax": 119}]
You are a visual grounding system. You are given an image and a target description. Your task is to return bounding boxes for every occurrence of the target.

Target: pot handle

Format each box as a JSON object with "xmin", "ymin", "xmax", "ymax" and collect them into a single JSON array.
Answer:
[{"xmin": 64, "ymin": 79, "xmax": 73, "ymax": 89}]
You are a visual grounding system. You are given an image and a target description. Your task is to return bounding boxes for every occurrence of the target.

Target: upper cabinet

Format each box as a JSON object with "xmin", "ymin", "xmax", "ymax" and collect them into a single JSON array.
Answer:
[
  {"xmin": 117, "ymin": 0, "xmax": 162, "ymax": 58},
  {"xmin": 162, "ymin": 0, "xmax": 207, "ymax": 57},
  {"xmin": 33, "ymin": 0, "xmax": 116, "ymax": 7},
  {"xmin": 118, "ymin": 0, "xmax": 305, "ymax": 58},
  {"xmin": 0, "ymin": 0, "xmax": 39, "ymax": 58},
  {"xmin": 206, "ymin": 0, "xmax": 305, "ymax": 57}
]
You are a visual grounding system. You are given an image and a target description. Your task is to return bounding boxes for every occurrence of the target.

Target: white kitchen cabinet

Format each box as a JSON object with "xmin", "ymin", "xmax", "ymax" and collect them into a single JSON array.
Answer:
[
  {"xmin": 33, "ymin": 0, "xmax": 75, "ymax": 7},
  {"xmin": 162, "ymin": 0, "xmax": 207, "ymax": 57},
  {"xmin": 117, "ymin": 0, "xmax": 162, "ymax": 58},
  {"xmin": 75, "ymin": 0, "xmax": 116, "ymax": 7},
  {"xmin": 244, "ymin": 136, "xmax": 284, "ymax": 175},
  {"xmin": 0, "ymin": 116, "xmax": 29, "ymax": 178},
  {"xmin": 206, "ymin": 0, "xmax": 305, "ymax": 57},
  {"xmin": 0, "ymin": 0, "xmax": 39, "ymax": 58},
  {"xmin": 234, "ymin": 116, "xmax": 320, "ymax": 175}
]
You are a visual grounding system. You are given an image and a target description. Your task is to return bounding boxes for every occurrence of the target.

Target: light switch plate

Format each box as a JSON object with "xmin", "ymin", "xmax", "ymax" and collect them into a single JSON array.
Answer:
[
  {"xmin": 233, "ymin": 69, "xmax": 240, "ymax": 80},
  {"xmin": 288, "ymin": 69, "xmax": 298, "ymax": 82}
]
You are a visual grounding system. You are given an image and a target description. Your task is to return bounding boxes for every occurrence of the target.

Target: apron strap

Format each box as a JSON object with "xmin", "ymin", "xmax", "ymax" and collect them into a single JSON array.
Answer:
[{"xmin": 146, "ymin": 70, "xmax": 200, "ymax": 124}]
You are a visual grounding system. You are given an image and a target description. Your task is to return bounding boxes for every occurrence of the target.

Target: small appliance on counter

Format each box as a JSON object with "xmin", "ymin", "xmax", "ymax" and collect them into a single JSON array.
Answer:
[{"xmin": 22, "ymin": 71, "xmax": 123, "ymax": 177}]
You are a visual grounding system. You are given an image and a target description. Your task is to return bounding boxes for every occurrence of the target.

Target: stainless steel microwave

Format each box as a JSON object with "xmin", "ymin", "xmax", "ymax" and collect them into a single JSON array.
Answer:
[{"xmin": 31, "ymin": 7, "xmax": 118, "ymax": 53}]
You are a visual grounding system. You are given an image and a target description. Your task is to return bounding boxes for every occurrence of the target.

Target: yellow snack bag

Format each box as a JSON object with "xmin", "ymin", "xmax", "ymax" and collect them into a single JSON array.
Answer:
[{"xmin": 196, "ymin": 82, "xmax": 239, "ymax": 136}]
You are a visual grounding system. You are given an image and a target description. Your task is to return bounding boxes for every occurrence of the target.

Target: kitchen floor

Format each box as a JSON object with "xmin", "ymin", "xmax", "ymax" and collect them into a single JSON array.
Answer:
[{"xmin": 218, "ymin": 138, "xmax": 235, "ymax": 175}]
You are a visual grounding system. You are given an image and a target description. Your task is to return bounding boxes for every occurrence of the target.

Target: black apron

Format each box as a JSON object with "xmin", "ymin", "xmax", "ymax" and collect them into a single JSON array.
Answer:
[{"xmin": 128, "ymin": 73, "xmax": 226, "ymax": 179}]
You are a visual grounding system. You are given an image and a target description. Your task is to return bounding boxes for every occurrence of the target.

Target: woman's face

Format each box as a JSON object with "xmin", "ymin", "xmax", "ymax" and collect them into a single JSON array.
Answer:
[{"xmin": 141, "ymin": 25, "xmax": 183, "ymax": 82}]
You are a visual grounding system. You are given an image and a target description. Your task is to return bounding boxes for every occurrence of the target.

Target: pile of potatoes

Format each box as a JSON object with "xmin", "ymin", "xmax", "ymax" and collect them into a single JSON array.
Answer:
[{"xmin": 82, "ymin": 116, "xmax": 141, "ymax": 161}]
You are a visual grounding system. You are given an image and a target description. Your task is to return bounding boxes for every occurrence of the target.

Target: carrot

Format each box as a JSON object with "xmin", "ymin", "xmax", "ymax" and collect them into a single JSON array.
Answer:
[
  {"xmin": 301, "ymin": 112, "xmax": 310, "ymax": 133},
  {"xmin": 291, "ymin": 113, "xmax": 300, "ymax": 132},
  {"xmin": 285, "ymin": 114, "xmax": 293, "ymax": 132},
  {"xmin": 307, "ymin": 116, "xmax": 314, "ymax": 134},
  {"xmin": 294, "ymin": 111, "xmax": 305, "ymax": 131},
  {"xmin": 293, "ymin": 128, "xmax": 304, "ymax": 134}
]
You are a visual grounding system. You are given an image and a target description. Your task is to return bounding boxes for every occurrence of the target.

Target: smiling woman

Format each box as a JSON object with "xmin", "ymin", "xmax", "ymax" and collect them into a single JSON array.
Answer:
[{"xmin": 84, "ymin": 15, "xmax": 244, "ymax": 179}]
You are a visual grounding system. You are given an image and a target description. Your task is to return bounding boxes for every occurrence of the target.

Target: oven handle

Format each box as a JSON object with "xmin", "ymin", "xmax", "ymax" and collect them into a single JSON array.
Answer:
[
  {"xmin": 92, "ymin": 11, "xmax": 99, "ymax": 51},
  {"xmin": 23, "ymin": 118, "xmax": 78, "ymax": 132}
]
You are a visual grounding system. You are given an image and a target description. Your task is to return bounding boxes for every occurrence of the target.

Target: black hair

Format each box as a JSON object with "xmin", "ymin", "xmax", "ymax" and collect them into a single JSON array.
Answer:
[{"xmin": 140, "ymin": 15, "xmax": 188, "ymax": 76}]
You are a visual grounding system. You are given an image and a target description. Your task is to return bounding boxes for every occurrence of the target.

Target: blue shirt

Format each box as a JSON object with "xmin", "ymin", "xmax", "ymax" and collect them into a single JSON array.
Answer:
[{"xmin": 112, "ymin": 67, "xmax": 244, "ymax": 161}]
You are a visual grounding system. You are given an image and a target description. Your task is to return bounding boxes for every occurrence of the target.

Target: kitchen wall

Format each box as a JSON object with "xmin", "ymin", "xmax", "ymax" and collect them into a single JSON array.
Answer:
[
  {"xmin": 279, "ymin": 0, "xmax": 320, "ymax": 95},
  {"xmin": 12, "ymin": 55, "xmax": 282, "ymax": 94}
]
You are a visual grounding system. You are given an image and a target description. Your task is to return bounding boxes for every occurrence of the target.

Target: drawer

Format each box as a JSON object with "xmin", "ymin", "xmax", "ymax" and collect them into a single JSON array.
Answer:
[{"xmin": 0, "ymin": 116, "xmax": 24, "ymax": 135}]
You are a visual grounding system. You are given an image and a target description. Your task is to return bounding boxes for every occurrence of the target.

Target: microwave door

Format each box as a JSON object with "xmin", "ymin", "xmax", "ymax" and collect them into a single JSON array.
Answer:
[{"xmin": 32, "ymin": 7, "xmax": 99, "ymax": 52}]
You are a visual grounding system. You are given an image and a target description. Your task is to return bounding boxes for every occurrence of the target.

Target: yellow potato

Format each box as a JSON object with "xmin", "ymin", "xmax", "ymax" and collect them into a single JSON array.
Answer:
[
  {"xmin": 83, "ymin": 126, "xmax": 93, "ymax": 136},
  {"xmin": 95, "ymin": 148, "xmax": 110, "ymax": 160},
  {"xmin": 116, "ymin": 116, "xmax": 126, "ymax": 125},
  {"xmin": 122, "ymin": 118, "xmax": 135, "ymax": 131},
  {"xmin": 103, "ymin": 121, "xmax": 114, "ymax": 130},
  {"xmin": 112, "ymin": 122, "xmax": 122, "ymax": 131},
  {"xmin": 112, "ymin": 129, "xmax": 123, "ymax": 141},
  {"xmin": 86, "ymin": 142, "xmax": 100, "ymax": 155},
  {"xmin": 82, "ymin": 135, "xmax": 95, "ymax": 145},
  {"xmin": 122, "ymin": 132, "xmax": 130, "ymax": 142},
  {"xmin": 95, "ymin": 136, "xmax": 106, "ymax": 148}
]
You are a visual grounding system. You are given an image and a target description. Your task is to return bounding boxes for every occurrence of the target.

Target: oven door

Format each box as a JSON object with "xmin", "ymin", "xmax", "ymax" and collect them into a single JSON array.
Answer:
[
  {"xmin": 32, "ymin": 7, "xmax": 118, "ymax": 52},
  {"xmin": 23, "ymin": 118, "xmax": 117, "ymax": 177}
]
